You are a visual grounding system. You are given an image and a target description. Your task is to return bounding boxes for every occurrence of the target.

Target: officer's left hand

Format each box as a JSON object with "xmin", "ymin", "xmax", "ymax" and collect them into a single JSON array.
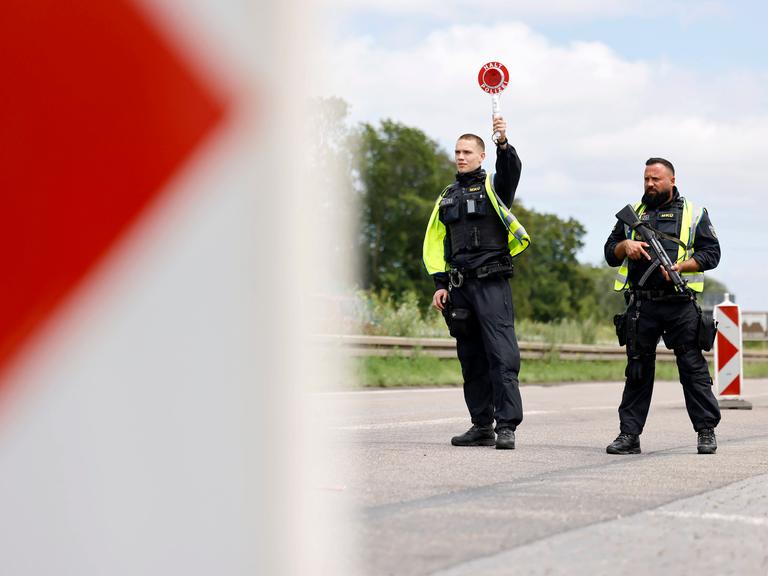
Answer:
[
  {"xmin": 493, "ymin": 116, "xmax": 507, "ymax": 144},
  {"xmin": 661, "ymin": 259, "xmax": 697, "ymax": 282},
  {"xmin": 660, "ymin": 264, "xmax": 679, "ymax": 283},
  {"xmin": 432, "ymin": 289, "xmax": 449, "ymax": 311}
]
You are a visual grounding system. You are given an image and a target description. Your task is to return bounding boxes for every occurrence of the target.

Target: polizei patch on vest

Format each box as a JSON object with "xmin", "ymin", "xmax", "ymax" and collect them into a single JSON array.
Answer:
[{"xmin": 658, "ymin": 212, "xmax": 675, "ymax": 219}]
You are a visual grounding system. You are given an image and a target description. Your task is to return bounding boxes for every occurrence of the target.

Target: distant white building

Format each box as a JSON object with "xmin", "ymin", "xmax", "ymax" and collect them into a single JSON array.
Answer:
[{"xmin": 742, "ymin": 311, "xmax": 768, "ymax": 340}]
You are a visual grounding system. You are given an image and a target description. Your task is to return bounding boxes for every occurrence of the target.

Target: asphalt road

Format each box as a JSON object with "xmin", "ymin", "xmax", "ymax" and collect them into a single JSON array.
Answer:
[{"xmin": 316, "ymin": 379, "xmax": 768, "ymax": 576}]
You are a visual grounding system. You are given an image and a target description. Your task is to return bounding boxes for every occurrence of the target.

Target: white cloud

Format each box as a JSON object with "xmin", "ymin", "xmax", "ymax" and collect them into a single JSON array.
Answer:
[
  {"xmin": 317, "ymin": 20, "xmax": 767, "ymax": 308},
  {"xmin": 326, "ymin": 0, "xmax": 728, "ymax": 23}
]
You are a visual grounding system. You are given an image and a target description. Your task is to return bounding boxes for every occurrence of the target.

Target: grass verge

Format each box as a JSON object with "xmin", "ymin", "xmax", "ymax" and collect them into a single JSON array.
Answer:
[{"xmin": 356, "ymin": 355, "xmax": 768, "ymax": 388}]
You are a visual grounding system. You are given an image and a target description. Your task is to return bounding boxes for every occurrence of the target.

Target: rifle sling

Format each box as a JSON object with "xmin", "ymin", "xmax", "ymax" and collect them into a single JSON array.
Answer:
[{"xmin": 632, "ymin": 222, "xmax": 689, "ymax": 252}]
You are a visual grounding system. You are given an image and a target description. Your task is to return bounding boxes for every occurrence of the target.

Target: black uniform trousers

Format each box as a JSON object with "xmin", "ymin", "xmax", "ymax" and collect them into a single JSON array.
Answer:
[
  {"xmin": 448, "ymin": 275, "xmax": 523, "ymax": 430},
  {"xmin": 619, "ymin": 295, "xmax": 721, "ymax": 435}
]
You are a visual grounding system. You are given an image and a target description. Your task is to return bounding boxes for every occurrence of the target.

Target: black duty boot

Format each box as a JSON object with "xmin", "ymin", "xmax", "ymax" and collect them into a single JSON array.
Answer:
[
  {"xmin": 606, "ymin": 432, "xmax": 641, "ymax": 455},
  {"xmin": 697, "ymin": 428, "xmax": 717, "ymax": 454},
  {"xmin": 451, "ymin": 424, "xmax": 495, "ymax": 447},
  {"xmin": 495, "ymin": 428, "xmax": 515, "ymax": 450}
]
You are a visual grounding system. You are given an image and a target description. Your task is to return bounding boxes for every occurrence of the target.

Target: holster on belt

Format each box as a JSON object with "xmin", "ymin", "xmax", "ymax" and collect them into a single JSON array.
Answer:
[
  {"xmin": 624, "ymin": 294, "xmax": 644, "ymax": 381},
  {"xmin": 441, "ymin": 299, "xmax": 474, "ymax": 339}
]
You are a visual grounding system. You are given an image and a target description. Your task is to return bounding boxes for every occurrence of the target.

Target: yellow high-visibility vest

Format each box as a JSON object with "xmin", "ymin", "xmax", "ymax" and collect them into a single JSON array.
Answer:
[
  {"xmin": 422, "ymin": 173, "xmax": 530, "ymax": 275},
  {"xmin": 613, "ymin": 198, "xmax": 705, "ymax": 292}
]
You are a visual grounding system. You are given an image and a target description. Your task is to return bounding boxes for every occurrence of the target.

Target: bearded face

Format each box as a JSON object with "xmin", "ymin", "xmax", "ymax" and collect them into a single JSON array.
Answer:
[
  {"xmin": 643, "ymin": 163, "xmax": 675, "ymax": 208},
  {"xmin": 642, "ymin": 189, "xmax": 672, "ymax": 209}
]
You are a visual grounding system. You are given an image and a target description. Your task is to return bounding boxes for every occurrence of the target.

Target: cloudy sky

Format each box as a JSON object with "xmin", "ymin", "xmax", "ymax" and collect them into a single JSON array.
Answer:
[{"xmin": 313, "ymin": 0, "xmax": 768, "ymax": 310}]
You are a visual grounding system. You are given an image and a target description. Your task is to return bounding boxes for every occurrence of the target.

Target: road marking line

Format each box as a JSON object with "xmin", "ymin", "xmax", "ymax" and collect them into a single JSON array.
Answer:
[
  {"xmin": 648, "ymin": 510, "xmax": 768, "ymax": 527},
  {"xmin": 317, "ymin": 387, "xmax": 768, "ymax": 398},
  {"xmin": 328, "ymin": 400, "xmax": 696, "ymax": 431},
  {"xmin": 330, "ymin": 417, "xmax": 464, "ymax": 431},
  {"xmin": 570, "ymin": 405, "xmax": 620, "ymax": 411},
  {"xmin": 317, "ymin": 388, "xmax": 470, "ymax": 397},
  {"xmin": 323, "ymin": 391, "xmax": 768, "ymax": 431},
  {"xmin": 330, "ymin": 411, "xmax": 556, "ymax": 431}
]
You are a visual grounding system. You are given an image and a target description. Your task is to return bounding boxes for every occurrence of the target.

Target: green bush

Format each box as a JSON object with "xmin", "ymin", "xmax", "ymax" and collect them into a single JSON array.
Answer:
[
  {"xmin": 356, "ymin": 290, "xmax": 448, "ymax": 337},
  {"xmin": 354, "ymin": 356, "xmax": 768, "ymax": 388},
  {"xmin": 515, "ymin": 317, "xmax": 615, "ymax": 345},
  {"xmin": 351, "ymin": 290, "xmax": 620, "ymax": 343}
]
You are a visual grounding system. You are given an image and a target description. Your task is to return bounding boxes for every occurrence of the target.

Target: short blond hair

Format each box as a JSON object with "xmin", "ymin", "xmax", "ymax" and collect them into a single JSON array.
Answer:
[{"xmin": 457, "ymin": 134, "xmax": 485, "ymax": 151}]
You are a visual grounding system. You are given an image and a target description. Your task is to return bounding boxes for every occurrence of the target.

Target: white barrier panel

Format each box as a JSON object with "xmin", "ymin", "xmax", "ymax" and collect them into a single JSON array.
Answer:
[
  {"xmin": 0, "ymin": 1, "xmax": 354, "ymax": 575},
  {"xmin": 714, "ymin": 294, "xmax": 751, "ymax": 409}
]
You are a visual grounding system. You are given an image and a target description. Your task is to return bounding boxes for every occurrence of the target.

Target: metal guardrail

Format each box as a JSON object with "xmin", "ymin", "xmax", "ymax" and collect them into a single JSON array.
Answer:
[{"xmin": 320, "ymin": 335, "xmax": 768, "ymax": 362}]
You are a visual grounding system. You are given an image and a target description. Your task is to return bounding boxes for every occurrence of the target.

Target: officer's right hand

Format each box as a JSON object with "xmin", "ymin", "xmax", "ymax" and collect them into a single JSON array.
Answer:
[
  {"xmin": 432, "ymin": 289, "xmax": 449, "ymax": 311},
  {"xmin": 493, "ymin": 116, "xmax": 507, "ymax": 143},
  {"xmin": 623, "ymin": 240, "xmax": 652, "ymax": 261}
]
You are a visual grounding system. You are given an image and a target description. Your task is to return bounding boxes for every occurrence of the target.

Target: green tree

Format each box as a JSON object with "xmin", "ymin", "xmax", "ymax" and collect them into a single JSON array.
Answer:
[
  {"xmin": 357, "ymin": 120, "xmax": 454, "ymax": 297},
  {"xmin": 510, "ymin": 205, "xmax": 603, "ymax": 322},
  {"xmin": 582, "ymin": 264, "xmax": 627, "ymax": 319}
]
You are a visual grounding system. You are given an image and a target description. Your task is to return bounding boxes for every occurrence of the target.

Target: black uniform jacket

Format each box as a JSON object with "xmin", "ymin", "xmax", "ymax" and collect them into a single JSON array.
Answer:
[
  {"xmin": 433, "ymin": 144, "xmax": 522, "ymax": 290},
  {"xmin": 604, "ymin": 187, "xmax": 720, "ymax": 291}
]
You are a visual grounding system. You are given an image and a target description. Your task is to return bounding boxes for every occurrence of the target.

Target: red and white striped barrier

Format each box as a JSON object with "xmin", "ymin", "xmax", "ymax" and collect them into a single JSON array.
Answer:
[
  {"xmin": 0, "ymin": 1, "xmax": 345, "ymax": 574},
  {"xmin": 714, "ymin": 294, "xmax": 752, "ymax": 409}
]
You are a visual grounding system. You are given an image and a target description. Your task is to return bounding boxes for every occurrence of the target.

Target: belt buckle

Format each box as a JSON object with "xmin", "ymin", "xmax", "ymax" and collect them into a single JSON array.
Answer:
[{"xmin": 449, "ymin": 269, "xmax": 464, "ymax": 288}]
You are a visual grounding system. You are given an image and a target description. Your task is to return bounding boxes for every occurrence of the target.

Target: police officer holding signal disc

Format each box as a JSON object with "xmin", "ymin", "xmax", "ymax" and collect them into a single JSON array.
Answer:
[
  {"xmin": 423, "ymin": 117, "xmax": 530, "ymax": 450},
  {"xmin": 604, "ymin": 157, "xmax": 721, "ymax": 455}
]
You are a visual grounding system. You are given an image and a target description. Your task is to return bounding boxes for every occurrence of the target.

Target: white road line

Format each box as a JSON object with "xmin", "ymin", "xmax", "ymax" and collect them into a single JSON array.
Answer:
[
  {"xmin": 328, "ymin": 401, "xmax": 691, "ymax": 431},
  {"xmin": 317, "ymin": 387, "xmax": 471, "ymax": 397},
  {"xmin": 330, "ymin": 417, "xmax": 465, "ymax": 431},
  {"xmin": 648, "ymin": 510, "xmax": 768, "ymax": 527},
  {"xmin": 323, "ymin": 390, "xmax": 768, "ymax": 431},
  {"xmin": 330, "ymin": 411, "xmax": 556, "ymax": 431},
  {"xmin": 570, "ymin": 405, "xmax": 621, "ymax": 411},
  {"xmin": 317, "ymin": 386, "xmax": 768, "ymax": 398},
  {"xmin": 317, "ymin": 385, "xmax": 619, "ymax": 397}
]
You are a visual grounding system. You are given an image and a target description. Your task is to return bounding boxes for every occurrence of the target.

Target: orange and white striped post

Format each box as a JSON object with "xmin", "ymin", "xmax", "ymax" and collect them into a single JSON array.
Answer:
[{"xmin": 714, "ymin": 294, "xmax": 752, "ymax": 409}]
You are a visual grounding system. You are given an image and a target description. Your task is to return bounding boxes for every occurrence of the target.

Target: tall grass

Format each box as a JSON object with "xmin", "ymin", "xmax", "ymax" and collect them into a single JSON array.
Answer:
[
  {"xmin": 346, "ymin": 291, "xmax": 768, "ymax": 388},
  {"xmin": 360, "ymin": 291, "xmax": 446, "ymax": 337},
  {"xmin": 355, "ymin": 355, "xmax": 768, "ymax": 389},
  {"xmin": 353, "ymin": 290, "xmax": 617, "ymax": 344}
]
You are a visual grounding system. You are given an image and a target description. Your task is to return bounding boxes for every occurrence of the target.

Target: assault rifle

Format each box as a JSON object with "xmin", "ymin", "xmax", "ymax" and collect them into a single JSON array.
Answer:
[{"xmin": 615, "ymin": 204, "xmax": 687, "ymax": 293}]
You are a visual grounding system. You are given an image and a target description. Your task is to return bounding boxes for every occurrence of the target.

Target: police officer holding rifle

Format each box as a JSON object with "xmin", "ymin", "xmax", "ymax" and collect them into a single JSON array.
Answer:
[{"xmin": 604, "ymin": 157, "xmax": 721, "ymax": 455}]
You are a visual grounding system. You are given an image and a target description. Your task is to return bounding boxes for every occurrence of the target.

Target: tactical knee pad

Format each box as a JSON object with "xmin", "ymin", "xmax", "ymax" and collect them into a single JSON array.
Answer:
[
  {"xmin": 673, "ymin": 343, "xmax": 698, "ymax": 357},
  {"xmin": 674, "ymin": 346, "xmax": 713, "ymax": 385},
  {"xmin": 626, "ymin": 353, "xmax": 655, "ymax": 382}
]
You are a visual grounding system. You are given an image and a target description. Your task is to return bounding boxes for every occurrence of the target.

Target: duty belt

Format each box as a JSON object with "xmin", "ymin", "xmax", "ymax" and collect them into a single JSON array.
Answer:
[
  {"xmin": 629, "ymin": 289, "xmax": 693, "ymax": 302},
  {"xmin": 449, "ymin": 259, "xmax": 514, "ymax": 288}
]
